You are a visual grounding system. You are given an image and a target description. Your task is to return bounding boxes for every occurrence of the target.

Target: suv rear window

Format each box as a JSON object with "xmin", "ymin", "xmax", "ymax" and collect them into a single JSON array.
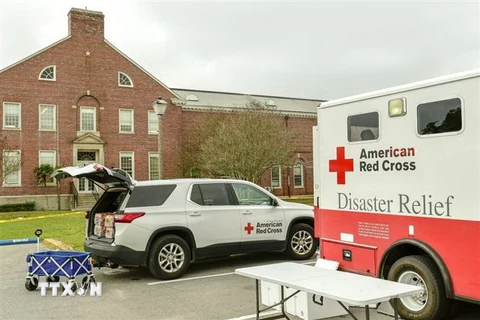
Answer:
[{"xmin": 126, "ymin": 185, "xmax": 176, "ymax": 207}]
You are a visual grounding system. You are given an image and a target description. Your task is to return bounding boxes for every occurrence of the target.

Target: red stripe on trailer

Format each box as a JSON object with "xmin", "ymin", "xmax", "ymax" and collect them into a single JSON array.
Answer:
[{"xmin": 313, "ymin": 206, "xmax": 480, "ymax": 300}]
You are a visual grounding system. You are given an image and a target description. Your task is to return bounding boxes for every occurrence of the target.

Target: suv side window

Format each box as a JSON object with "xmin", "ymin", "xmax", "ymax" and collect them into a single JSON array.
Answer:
[
  {"xmin": 190, "ymin": 183, "xmax": 232, "ymax": 206},
  {"xmin": 126, "ymin": 185, "xmax": 176, "ymax": 207},
  {"xmin": 232, "ymin": 183, "xmax": 272, "ymax": 206}
]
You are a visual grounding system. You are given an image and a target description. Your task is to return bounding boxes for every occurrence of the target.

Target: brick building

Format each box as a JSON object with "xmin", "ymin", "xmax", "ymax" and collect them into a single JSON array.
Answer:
[{"xmin": 0, "ymin": 8, "xmax": 322, "ymax": 209}]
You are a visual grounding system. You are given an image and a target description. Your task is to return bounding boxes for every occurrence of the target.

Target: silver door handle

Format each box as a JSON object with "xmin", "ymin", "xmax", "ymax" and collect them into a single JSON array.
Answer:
[
  {"xmin": 189, "ymin": 212, "xmax": 201, "ymax": 216},
  {"xmin": 242, "ymin": 211, "xmax": 252, "ymax": 215}
]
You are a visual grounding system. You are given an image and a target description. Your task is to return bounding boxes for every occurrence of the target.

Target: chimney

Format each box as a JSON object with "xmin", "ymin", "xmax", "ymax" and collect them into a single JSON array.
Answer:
[{"xmin": 68, "ymin": 8, "xmax": 105, "ymax": 39}]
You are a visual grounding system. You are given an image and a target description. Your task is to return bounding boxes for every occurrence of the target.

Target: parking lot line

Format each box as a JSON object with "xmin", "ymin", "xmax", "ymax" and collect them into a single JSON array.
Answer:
[{"xmin": 147, "ymin": 271, "xmax": 235, "ymax": 285}]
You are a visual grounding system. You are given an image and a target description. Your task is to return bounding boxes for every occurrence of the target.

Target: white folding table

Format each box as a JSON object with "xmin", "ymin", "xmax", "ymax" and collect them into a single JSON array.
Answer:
[{"xmin": 235, "ymin": 262, "xmax": 424, "ymax": 320}]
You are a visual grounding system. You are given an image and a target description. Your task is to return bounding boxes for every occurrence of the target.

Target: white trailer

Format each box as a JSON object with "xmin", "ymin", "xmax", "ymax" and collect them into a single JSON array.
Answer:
[{"xmin": 313, "ymin": 69, "xmax": 480, "ymax": 320}]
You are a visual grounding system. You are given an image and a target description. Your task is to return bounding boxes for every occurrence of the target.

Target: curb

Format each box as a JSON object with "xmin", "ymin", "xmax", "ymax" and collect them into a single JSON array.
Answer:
[{"xmin": 43, "ymin": 238, "xmax": 75, "ymax": 251}]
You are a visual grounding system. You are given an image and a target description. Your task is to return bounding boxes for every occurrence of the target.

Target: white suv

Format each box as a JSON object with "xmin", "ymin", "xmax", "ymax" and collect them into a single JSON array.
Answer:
[{"xmin": 53, "ymin": 164, "xmax": 317, "ymax": 279}]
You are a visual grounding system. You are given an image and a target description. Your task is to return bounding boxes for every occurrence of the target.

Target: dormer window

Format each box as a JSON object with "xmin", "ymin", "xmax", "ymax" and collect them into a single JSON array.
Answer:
[
  {"xmin": 119, "ymin": 72, "xmax": 133, "ymax": 87},
  {"xmin": 186, "ymin": 94, "xmax": 199, "ymax": 102},
  {"xmin": 266, "ymin": 99, "xmax": 277, "ymax": 108},
  {"xmin": 39, "ymin": 65, "xmax": 56, "ymax": 81}
]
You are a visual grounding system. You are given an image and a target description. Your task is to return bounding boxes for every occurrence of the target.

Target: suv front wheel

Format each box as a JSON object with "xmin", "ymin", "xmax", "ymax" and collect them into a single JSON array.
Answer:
[
  {"xmin": 148, "ymin": 235, "xmax": 191, "ymax": 280},
  {"xmin": 285, "ymin": 223, "xmax": 317, "ymax": 260}
]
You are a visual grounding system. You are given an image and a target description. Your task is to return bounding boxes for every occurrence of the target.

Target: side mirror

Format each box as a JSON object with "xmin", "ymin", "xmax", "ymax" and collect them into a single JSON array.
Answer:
[{"xmin": 271, "ymin": 198, "xmax": 279, "ymax": 207}]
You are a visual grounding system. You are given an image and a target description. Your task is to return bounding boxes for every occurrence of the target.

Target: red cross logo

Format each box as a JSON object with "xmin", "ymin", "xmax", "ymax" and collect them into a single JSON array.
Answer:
[
  {"xmin": 244, "ymin": 222, "xmax": 254, "ymax": 234},
  {"xmin": 329, "ymin": 146, "xmax": 354, "ymax": 185}
]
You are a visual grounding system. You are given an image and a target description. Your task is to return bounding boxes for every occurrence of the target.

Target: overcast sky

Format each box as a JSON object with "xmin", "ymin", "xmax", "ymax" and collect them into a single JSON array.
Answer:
[{"xmin": 1, "ymin": 0, "xmax": 479, "ymax": 100}]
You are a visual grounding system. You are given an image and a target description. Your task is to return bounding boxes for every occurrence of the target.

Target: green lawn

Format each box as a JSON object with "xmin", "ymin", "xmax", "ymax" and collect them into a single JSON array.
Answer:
[
  {"xmin": 0, "ymin": 197, "xmax": 314, "ymax": 251},
  {"xmin": 280, "ymin": 196, "xmax": 314, "ymax": 206},
  {"xmin": 0, "ymin": 211, "xmax": 85, "ymax": 251}
]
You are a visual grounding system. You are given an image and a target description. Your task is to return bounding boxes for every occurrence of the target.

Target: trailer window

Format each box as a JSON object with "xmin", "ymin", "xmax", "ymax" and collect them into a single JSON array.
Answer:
[
  {"xmin": 347, "ymin": 112, "xmax": 379, "ymax": 142},
  {"xmin": 417, "ymin": 98, "xmax": 462, "ymax": 135}
]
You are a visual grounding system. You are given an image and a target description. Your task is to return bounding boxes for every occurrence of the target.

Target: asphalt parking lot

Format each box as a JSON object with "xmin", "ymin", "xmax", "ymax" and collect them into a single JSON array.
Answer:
[{"xmin": 1, "ymin": 243, "xmax": 479, "ymax": 320}]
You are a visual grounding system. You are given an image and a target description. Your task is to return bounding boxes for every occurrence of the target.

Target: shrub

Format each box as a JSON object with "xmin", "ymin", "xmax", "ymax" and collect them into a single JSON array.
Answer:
[{"xmin": 0, "ymin": 201, "xmax": 36, "ymax": 212}]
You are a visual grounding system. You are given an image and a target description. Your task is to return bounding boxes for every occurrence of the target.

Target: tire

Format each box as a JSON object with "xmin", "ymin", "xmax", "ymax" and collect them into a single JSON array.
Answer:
[
  {"xmin": 148, "ymin": 235, "xmax": 191, "ymax": 280},
  {"xmin": 25, "ymin": 277, "xmax": 38, "ymax": 291},
  {"xmin": 388, "ymin": 255, "xmax": 449, "ymax": 320},
  {"xmin": 285, "ymin": 223, "xmax": 317, "ymax": 260}
]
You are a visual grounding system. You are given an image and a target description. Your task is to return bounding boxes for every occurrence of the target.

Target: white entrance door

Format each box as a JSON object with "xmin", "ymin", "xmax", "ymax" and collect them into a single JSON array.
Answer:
[{"xmin": 77, "ymin": 151, "xmax": 97, "ymax": 193}]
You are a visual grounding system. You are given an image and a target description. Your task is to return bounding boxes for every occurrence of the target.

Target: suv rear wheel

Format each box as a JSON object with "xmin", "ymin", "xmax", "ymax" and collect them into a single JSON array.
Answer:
[
  {"xmin": 285, "ymin": 223, "xmax": 317, "ymax": 260},
  {"xmin": 148, "ymin": 235, "xmax": 191, "ymax": 280}
]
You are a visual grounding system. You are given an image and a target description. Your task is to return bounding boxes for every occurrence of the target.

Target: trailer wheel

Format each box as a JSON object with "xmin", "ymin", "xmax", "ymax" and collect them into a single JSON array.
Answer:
[
  {"xmin": 388, "ymin": 255, "xmax": 449, "ymax": 320},
  {"xmin": 148, "ymin": 235, "xmax": 191, "ymax": 280},
  {"xmin": 285, "ymin": 223, "xmax": 317, "ymax": 260},
  {"xmin": 25, "ymin": 277, "xmax": 38, "ymax": 291}
]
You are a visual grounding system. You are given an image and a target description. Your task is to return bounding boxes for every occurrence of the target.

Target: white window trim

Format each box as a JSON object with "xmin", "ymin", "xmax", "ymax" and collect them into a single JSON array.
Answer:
[
  {"xmin": 2, "ymin": 150, "xmax": 21, "ymax": 187},
  {"xmin": 293, "ymin": 161, "xmax": 304, "ymax": 188},
  {"xmin": 38, "ymin": 65, "xmax": 56, "ymax": 81},
  {"xmin": 3, "ymin": 102, "xmax": 21, "ymax": 130},
  {"xmin": 148, "ymin": 152, "xmax": 159, "ymax": 180},
  {"xmin": 119, "ymin": 109, "xmax": 134, "ymax": 134},
  {"xmin": 38, "ymin": 150, "xmax": 57, "ymax": 186},
  {"xmin": 38, "ymin": 104, "xmax": 56, "ymax": 131},
  {"xmin": 119, "ymin": 151, "xmax": 135, "ymax": 179},
  {"xmin": 80, "ymin": 106, "xmax": 96, "ymax": 132},
  {"xmin": 148, "ymin": 110, "xmax": 159, "ymax": 134},
  {"xmin": 118, "ymin": 72, "xmax": 133, "ymax": 87},
  {"xmin": 271, "ymin": 165, "xmax": 282, "ymax": 189}
]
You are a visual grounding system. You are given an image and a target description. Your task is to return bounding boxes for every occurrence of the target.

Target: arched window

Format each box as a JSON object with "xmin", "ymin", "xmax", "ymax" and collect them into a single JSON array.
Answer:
[
  {"xmin": 293, "ymin": 160, "xmax": 304, "ymax": 188},
  {"xmin": 118, "ymin": 72, "xmax": 133, "ymax": 87},
  {"xmin": 39, "ymin": 65, "xmax": 56, "ymax": 81}
]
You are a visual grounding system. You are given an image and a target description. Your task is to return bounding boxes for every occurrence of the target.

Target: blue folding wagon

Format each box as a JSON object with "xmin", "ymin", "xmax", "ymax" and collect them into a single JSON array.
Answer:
[{"xmin": 25, "ymin": 250, "xmax": 95, "ymax": 291}]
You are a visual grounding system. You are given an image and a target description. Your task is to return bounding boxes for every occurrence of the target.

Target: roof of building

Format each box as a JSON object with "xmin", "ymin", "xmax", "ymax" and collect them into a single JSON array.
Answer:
[
  {"xmin": 172, "ymin": 88, "xmax": 325, "ymax": 116},
  {"xmin": 0, "ymin": 7, "xmax": 326, "ymax": 117}
]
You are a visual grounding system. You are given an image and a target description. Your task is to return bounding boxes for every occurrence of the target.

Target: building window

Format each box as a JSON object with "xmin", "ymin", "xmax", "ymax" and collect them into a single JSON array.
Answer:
[
  {"xmin": 347, "ymin": 112, "xmax": 379, "ymax": 142},
  {"xmin": 39, "ymin": 104, "xmax": 56, "ymax": 131},
  {"xmin": 2, "ymin": 150, "xmax": 21, "ymax": 186},
  {"xmin": 417, "ymin": 98, "xmax": 462, "ymax": 135},
  {"xmin": 80, "ymin": 107, "xmax": 96, "ymax": 132},
  {"xmin": 39, "ymin": 65, "xmax": 56, "ymax": 81},
  {"xmin": 149, "ymin": 152, "xmax": 159, "ymax": 180},
  {"xmin": 39, "ymin": 150, "xmax": 56, "ymax": 184},
  {"xmin": 271, "ymin": 166, "xmax": 281, "ymax": 189},
  {"xmin": 118, "ymin": 72, "xmax": 133, "ymax": 87},
  {"xmin": 148, "ymin": 111, "xmax": 158, "ymax": 134},
  {"xmin": 119, "ymin": 109, "xmax": 134, "ymax": 133},
  {"xmin": 3, "ymin": 102, "xmax": 21, "ymax": 129},
  {"xmin": 120, "ymin": 152, "xmax": 134, "ymax": 178},
  {"xmin": 293, "ymin": 160, "xmax": 304, "ymax": 188}
]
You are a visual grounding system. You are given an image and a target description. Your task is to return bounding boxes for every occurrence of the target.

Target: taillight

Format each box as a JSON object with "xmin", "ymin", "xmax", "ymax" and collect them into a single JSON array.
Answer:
[
  {"xmin": 85, "ymin": 211, "xmax": 90, "ymax": 219},
  {"xmin": 114, "ymin": 212, "xmax": 145, "ymax": 223}
]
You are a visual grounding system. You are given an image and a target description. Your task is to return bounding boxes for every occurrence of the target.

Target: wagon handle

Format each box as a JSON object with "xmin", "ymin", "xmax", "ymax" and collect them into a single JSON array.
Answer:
[{"xmin": 35, "ymin": 229, "xmax": 42, "ymax": 252}]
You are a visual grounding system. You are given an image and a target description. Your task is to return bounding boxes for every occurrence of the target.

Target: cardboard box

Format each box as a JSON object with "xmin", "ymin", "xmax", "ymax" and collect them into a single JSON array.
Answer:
[
  {"xmin": 104, "ymin": 214, "xmax": 115, "ymax": 227},
  {"xmin": 94, "ymin": 213, "xmax": 106, "ymax": 226}
]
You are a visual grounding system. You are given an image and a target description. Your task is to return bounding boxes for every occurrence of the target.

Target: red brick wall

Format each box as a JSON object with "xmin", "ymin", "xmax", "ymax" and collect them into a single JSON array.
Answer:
[{"xmin": 0, "ymin": 9, "xmax": 178, "ymax": 197}]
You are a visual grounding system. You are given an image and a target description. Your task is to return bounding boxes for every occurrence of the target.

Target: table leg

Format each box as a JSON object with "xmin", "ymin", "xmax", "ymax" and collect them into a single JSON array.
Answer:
[
  {"xmin": 365, "ymin": 304, "xmax": 370, "ymax": 320},
  {"xmin": 393, "ymin": 299, "xmax": 398, "ymax": 320},
  {"xmin": 255, "ymin": 279, "xmax": 260, "ymax": 320}
]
